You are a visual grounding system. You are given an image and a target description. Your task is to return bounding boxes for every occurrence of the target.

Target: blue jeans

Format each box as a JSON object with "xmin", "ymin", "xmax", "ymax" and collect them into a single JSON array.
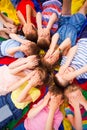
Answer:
[{"xmin": 0, "ymin": 93, "xmax": 22, "ymax": 129}]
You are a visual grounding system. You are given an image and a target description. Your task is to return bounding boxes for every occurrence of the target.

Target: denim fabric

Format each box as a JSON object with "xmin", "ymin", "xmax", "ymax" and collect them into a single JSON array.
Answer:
[
  {"xmin": 10, "ymin": 0, "xmax": 21, "ymax": 7},
  {"xmin": 0, "ymin": 93, "xmax": 22, "ymax": 129},
  {"xmin": 14, "ymin": 122, "xmax": 25, "ymax": 130},
  {"xmin": 57, "ymin": 24, "xmax": 77, "ymax": 46},
  {"xmin": 57, "ymin": 13, "xmax": 86, "ymax": 46}
]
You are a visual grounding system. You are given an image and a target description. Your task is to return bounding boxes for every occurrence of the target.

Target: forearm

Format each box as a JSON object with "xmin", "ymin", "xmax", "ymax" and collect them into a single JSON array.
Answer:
[
  {"xmin": 6, "ymin": 46, "xmax": 21, "ymax": 56},
  {"xmin": 9, "ymin": 61, "xmax": 28, "ymax": 74},
  {"xmin": 74, "ymin": 65, "xmax": 87, "ymax": 78},
  {"xmin": 17, "ymin": 82, "xmax": 33, "ymax": 102},
  {"xmin": 28, "ymin": 100, "xmax": 45, "ymax": 118},
  {"xmin": 47, "ymin": 13, "xmax": 58, "ymax": 30},
  {"xmin": 26, "ymin": 4, "xmax": 32, "ymax": 24},
  {"xmin": 8, "ymin": 74, "xmax": 31, "ymax": 92},
  {"xmin": 49, "ymin": 33, "xmax": 59, "ymax": 51},
  {"xmin": 0, "ymin": 13, "xmax": 14, "ymax": 24},
  {"xmin": 0, "ymin": 14, "xmax": 7, "ymax": 25},
  {"xmin": 17, "ymin": 10, "xmax": 26, "ymax": 25},
  {"xmin": 45, "ymin": 109, "xmax": 55, "ymax": 130},
  {"xmin": 73, "ymin": 107, "xmax": 82, "ymax": 130},
  {"xmin": 64, "ymin": 45, "xmax": 78, "ymax": 66},
  {"xmin": 9, "ymin": 33, "xmax": 24, "ymax": 43},
  {"xmin": 36, "ymin": 12, "xmax": 42, "ymax": 29}
]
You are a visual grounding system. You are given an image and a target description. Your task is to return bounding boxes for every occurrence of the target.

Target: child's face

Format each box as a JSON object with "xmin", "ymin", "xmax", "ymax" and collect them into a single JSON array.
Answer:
[
  {"xmin": 65, "ymin": 89, "xmax": 80, "ymax": 99},
  {"xmin": 48, "ymin": 93, "xmax": 63, "ymax": 109}
]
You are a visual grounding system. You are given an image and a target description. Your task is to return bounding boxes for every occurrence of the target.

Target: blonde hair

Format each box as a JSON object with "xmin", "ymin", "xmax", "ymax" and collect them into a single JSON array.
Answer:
[{"xmin": 64, "ymin": 83, "xmax": 80, "ymax": 93}]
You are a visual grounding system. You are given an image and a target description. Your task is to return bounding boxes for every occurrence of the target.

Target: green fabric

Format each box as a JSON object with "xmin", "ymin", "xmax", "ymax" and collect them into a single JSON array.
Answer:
[{"xmin": 82, "ymin": 90, "xmax": 87, "ymax": 100}]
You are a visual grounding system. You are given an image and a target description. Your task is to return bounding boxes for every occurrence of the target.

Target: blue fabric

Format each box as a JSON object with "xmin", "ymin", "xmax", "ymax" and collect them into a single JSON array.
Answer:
[
  {"xmin": 10, "ymin": 0, "xmax": 21, "ymax": 7},
  {"xmin": 57, "ymin": 13, "xmax": 86, "ymax": 46},
  {"xmin": 78, "ymin": 18, "xmax": 87, "ymax": 38},
  {"xmin": 14, "ymin": 122, "xmax": 25, "ymax": 130},
  {"xmin": 58, "ymin": 122, "xmax": 64, "ymax": 130},
  {"xmin": 57, "ymin": 24, "xmax": 77, "ymax": 46},
  {"xmin": 1, "ymin": 37, "xmax": 25, "ymax": 58},
  {"xmin": 32, "ymin": 0, "xmax": 42, "ymax": 12},
  {"xmin": 0, "ymin": 93, "xmax": 22, "ymax": 129}
]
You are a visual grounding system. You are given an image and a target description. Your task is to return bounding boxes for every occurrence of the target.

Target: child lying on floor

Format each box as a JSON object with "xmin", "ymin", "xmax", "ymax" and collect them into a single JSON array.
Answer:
[
  {"xmin": 0, "ymin": 33, "xmax": 39, "ymax": 58},
  {"xmin": 14, "ymin": 84, "xmax": 64, "ymax": 130},
  {"xmin": 64, "ymin": 83, "xmax": 87, "ymax": 130}
]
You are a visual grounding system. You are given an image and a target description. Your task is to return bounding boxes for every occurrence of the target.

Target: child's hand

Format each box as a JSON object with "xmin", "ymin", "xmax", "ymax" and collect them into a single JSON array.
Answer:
[
  {"xmin": 59, "ymin": 64, "xmax": 68, "ymax": 75},
  {"xmin": 4, "ymin": 22, "xmax": 16, "ymax": 29},
  {"xmin": 68, "ymin": 94, "xmax": 80, "ymax": 108},
  {"xmin": 49, "ymin": 95, "xmax": 63, "ymax": 111},
  {"xmin": 43, "ymin": 92, "xmax": 51, "ymax": 106},
  {"xmin": 62, "ymin": 71, "xmax": 76, "ymax": 82}
]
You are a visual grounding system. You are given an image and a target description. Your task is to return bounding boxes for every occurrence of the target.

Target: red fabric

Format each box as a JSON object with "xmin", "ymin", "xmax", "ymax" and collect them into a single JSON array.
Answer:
[
  {"xmin": 17, "ymin": 0, "xmax": 36, "ymax": 27},
  {"xmin": 0, "ymin": 57, "xmax": 16, "ymax": 65},
  {"xmin": 74, "ymin": 79, "xmax": 87, "ymax": 91}
]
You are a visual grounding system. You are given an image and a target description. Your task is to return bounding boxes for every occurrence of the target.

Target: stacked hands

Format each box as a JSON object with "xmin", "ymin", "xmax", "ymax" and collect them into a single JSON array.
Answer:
[
  {"xmin": 38, "ymin": 27, "xmax": 50, "ymax": 39},
  {"xmin": 9, "ymin": 55, "xmax": 40, "ymax": 74},
  {"xmin": 66, "ymin": 89, "xmax": 87, "ymax": 110},
  {"xmin": 42, "ymin": 91, "xmax": 64, "ymax": 112},
  {"xmin": 58, "ymin": 64, "xmax": 76, "ymax": 82},
  {"xmin": 42, "ymin": 33, "xmax": 60, "ymax": 66},
  {"xmin": 23, "ymin": 23, "xmax": 36, "ymax": 36}
]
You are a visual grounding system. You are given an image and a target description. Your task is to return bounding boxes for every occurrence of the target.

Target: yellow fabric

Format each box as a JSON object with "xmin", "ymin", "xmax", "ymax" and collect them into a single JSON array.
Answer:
[
  {"xmin": 63, "ymin": 118, "xmax": 72, "ymax": 130},
  {"xmin": 11, "ymin": 81, "xmax": 41, "ymax": 109},
  {"xmin": 71, "ymin": 0, "xmax": 85, "ymax": 14},
  {"xmin": 60, "ymin": 102, "xmax": 72, "ymax": 130},
  {"xmin": 0, "ymin": 0, "xmax": 20, "ymax": 25}
]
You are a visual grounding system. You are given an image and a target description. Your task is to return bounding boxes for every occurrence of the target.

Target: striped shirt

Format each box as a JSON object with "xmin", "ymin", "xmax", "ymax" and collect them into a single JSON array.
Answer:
[
  {"xmin": 42, "ymin": 0, "xmax": 62, "ymax": 35},
  {"xmin": 61, "ymin": 38, "xmax": 87, "ymax": 80},
  {"xmin": 65, "ymin": 106, "xmax": 87, "ymax": 130}
]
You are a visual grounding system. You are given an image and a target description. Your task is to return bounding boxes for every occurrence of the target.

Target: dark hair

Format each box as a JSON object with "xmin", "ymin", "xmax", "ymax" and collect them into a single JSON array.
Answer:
[
  {"xmin": 53, "ymin": 75, "xmax": 70, "ymax": 88},
  {"xmin": 48, "ymin": 83, "xmax": 65, "ymax": 99},
  {"xmin": 41, "ymin": 57, "xmax": 53, "ymax": 71},
  {"xmin": 25, "ymin": 30, "xmax": 38, "ymax": 43},
  {"xmin": 29, "ymin": 43, "xmax": 40, "ymax": 55},
  {"xmin": 37, "ymin": 38, "xmax": 50, "ymax": 50}
]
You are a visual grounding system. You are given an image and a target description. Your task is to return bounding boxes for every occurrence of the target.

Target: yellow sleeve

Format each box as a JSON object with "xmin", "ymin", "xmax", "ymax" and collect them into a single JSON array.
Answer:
[{"xmin": 29, "ymin": 87, "xmax": 41, "ymax": 102}]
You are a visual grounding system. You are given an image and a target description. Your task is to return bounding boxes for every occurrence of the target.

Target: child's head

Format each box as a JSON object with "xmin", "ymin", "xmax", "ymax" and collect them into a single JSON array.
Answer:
[
  {"xmin": 48, "ymin": 84, "xmax": 65, "ymax": 98},
  {"xmin": 48, "ymin": 84, "xmax": 65, "ymax": 107},
  {"xmin": 23, "ymin": 41, "xmax": 40, "ymax": 56},
  {"xmin": 34, "ymin": 65, "xmax": 49, "ymax": 86},
  {"xmin": 41, "ymin": 57, "xmax": 53, "ymax": 70},
  {"xmin": 37, "ymin": 37, "xmax": 50, "ymax": 50},
  {"xmin": 64, "ymin": 83, "xmax": 80, "ymax": 99},
  {"xmin": 23, "ymin": 24, "xmax": 38, "ymax": 43},
  {"xmin": 54, "ymin": 70, "xmax": 74, "ymax": 88}
]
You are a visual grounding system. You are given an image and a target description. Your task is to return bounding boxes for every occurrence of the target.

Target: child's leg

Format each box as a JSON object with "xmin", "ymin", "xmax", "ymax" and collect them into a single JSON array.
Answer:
[
  {"xmin": 78, "ymin": 0, "xmax": 87, "ymax": 16},
  {"xmin": 62, "ymin": 0, "xmax": 72, "ymax": 15}
]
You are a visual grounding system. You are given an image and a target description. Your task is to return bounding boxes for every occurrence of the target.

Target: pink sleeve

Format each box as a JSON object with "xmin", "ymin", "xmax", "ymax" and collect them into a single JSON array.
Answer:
[{"xmin": 53, "ymin": 110, "xmax": 63, "ymax": 130}]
